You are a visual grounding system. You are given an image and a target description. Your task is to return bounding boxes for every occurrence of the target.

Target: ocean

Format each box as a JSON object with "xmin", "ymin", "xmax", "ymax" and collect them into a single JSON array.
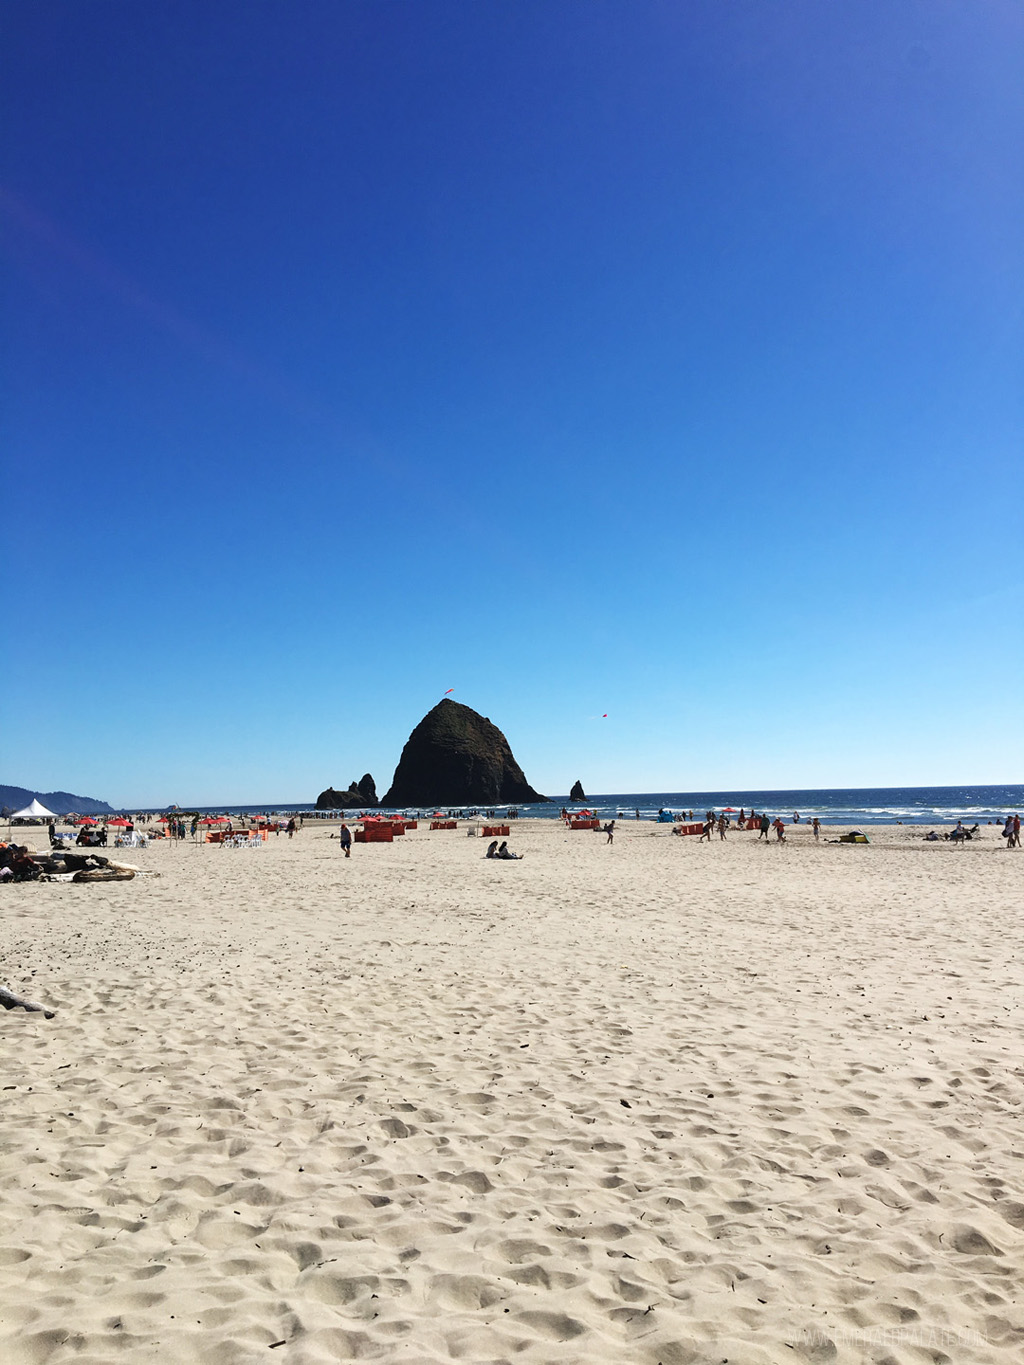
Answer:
[{"xmin": 147, "ymin": 784, "xmax": 1024, "ymax": 826}]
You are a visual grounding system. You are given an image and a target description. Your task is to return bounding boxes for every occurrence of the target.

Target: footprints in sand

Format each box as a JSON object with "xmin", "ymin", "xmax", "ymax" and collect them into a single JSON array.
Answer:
[{"xmin": 2, "ymin": 833, "xmax": 1023, "ymax": 1362}]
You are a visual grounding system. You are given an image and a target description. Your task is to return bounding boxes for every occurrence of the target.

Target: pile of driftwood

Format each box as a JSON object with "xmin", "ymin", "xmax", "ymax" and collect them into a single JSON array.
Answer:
[{"xmin": 32, "ymin": 851, "xmax": 139, "ymax": 883}]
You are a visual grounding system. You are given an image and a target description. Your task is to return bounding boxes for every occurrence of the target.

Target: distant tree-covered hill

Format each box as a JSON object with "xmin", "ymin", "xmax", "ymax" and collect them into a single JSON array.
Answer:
[{"xmin": 0, "ymin": 784, "xmax": 115, "ymax": 815}]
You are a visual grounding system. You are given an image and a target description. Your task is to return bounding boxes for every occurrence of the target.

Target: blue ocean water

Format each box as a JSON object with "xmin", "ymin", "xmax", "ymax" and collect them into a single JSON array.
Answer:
[
  {"xmin": 514, "ymin": 785, "xmax": 1024, "ymax": 826},
  {"xmin": 157, "ymin": 784, "xmax": 1024, "ymax": 826}
]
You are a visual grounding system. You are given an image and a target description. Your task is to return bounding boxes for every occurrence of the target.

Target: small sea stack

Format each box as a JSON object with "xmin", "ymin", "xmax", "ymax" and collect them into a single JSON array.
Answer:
[
  {"xmin": 315, "ymin": 774, "xmax": 378, "ymax": 810},
  {"xmin": 569, "ymin": 779, "xmax": 586, "ymax": 801}
]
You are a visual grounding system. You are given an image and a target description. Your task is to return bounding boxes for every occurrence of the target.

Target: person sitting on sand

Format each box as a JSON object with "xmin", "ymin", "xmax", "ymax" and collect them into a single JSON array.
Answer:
[
  {"xmin": 10, "ymin": 847, "xmax": 42, "ymax": 881},
  {"xmin": 496, "ymin": 841, "xmax": 522, "ymax": 860},
  {"xmin": 485, "ymin": 840, "xmax": 499, "ymax": 858}
]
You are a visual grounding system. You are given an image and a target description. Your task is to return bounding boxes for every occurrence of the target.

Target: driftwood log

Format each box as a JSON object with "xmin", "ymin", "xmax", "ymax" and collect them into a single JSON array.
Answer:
[
  {"xmin": 0, "ymin": 985, "xmax": 56, "ymax": 1019},
  {"xmin": 72, "ymin": 866, "xmax": 135, "ymax": 883}
]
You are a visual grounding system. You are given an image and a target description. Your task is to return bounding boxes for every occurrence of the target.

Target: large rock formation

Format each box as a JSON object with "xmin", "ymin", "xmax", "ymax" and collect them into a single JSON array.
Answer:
[
  {"xmin": 381, "ymin": 700, "xmax": 546, "ymax": 807},
  {"xmin": 315, "ymin": 774, "xmax": 378, "ymax": 810},
  {"xmin": 569, "ymin": 779, "xmax": 586, "ymax": 801}
]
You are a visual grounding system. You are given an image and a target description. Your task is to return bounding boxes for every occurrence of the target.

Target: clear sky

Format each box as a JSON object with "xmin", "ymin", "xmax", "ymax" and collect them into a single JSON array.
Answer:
[{"xmin": 2, "ymin": 1, "xmax": 1021, "ymax": 807}]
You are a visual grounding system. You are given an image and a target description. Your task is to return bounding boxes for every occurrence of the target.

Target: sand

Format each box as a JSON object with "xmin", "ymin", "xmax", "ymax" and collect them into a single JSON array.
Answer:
[{"xmin": 1, "ymin": 819, "xmax": 1022, "ymax": 1364}]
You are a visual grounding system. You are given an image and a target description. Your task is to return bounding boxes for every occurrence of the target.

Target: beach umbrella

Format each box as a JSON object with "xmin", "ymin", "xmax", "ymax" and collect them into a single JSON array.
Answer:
[
  {"xmin": 79, "ymin": 816, "xmax": 98, "ymax": 825},
  {"xmin": 108, "ymin": 818, "xmax": 130, "ymax": 827}
]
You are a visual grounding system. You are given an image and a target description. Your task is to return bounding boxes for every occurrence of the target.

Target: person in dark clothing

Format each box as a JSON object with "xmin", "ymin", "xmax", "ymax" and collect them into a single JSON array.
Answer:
[
  {"xmin": 339, "ymin": 823, "xmax": 352, "ymax": 857},
  {"xmin": 496, "ymin": 841, "xmax": 522, "ymax": 860},
  {"xmin": 485, "ymin": 840, "xmax": 499, "ymax": 858}
]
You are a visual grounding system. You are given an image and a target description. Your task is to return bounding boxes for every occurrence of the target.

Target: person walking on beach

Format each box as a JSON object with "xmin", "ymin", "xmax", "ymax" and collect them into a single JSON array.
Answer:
[
  {"xmin": 699, "ymin": 818, "xmax": 713, "ymax": 843},
  {"xmin": 773, "ymin": 817, "xmax": 786, "ymax": 842},
  {"xmin": 604, "ymin": 820, "xmax": 615, "ymax": 845},
  {"xmin": 758, "ymin": 813, "xmax": 770, "ymax": 841},
  {"xmin": 339, "ymin": 823, "xmax": 352, "ymax": 857},
  {"xmin": 812, "ymin": 817, "xmax": 820, "ymax": 841},
  {"xmin": 717, "ymin": 814, "xmax": 728, "ymax": 840},
  {"xmin": 1012, "ymin": 814, "xmax": 1021, "ymax": 848},
  {"xmin": 286, "ymin": 817, "xmax": 296, "ymax": 839}
]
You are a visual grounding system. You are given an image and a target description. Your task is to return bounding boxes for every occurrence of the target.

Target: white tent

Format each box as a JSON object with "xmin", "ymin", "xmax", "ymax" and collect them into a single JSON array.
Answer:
[{"xmin": 9, "ymin": 798, "xmax": 58, "ymax": 819}]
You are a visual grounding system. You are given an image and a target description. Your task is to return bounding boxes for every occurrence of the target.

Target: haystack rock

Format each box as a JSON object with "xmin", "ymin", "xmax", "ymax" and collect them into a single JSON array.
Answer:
[
  {"xmin": 381, "ymin": 700, "xmax": 546, "ymax": 807},
  {"xmin": 569, "ymin": 779, "xmax": 586, "ymax": 801},
  {"xmin": 315, "ymin": 774, "xmax": 378, "ymax": 810}
]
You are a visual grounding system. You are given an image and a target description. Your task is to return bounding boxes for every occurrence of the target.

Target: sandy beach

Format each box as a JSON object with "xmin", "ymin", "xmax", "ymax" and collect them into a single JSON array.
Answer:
[{"xmin": 1, "ymin": 819, "xmax": 1022, "ymax": 1364}]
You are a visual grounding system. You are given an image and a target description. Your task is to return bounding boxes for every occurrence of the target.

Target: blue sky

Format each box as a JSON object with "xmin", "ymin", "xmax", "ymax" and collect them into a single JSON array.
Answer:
[{"xmin": 2, "ymin": 1, "xmax": 1021, "ymax": 806}]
